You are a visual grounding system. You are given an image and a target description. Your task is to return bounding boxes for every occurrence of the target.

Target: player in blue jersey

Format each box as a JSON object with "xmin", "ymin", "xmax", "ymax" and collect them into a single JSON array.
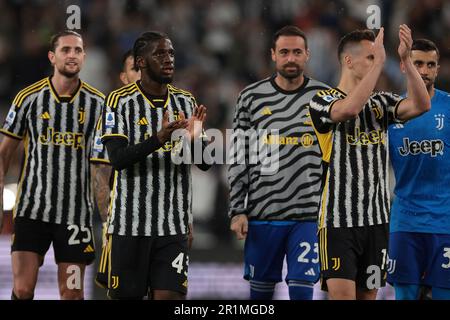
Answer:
[{"xmin": 388, "ymin": 39, "xmax": 450, "ymax": 300}]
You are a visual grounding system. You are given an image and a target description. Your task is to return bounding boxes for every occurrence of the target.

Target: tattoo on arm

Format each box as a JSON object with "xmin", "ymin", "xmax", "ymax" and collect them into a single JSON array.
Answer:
[{"xmin": 92, "ymin": 164, "xmax": 112, "ymax": 222}]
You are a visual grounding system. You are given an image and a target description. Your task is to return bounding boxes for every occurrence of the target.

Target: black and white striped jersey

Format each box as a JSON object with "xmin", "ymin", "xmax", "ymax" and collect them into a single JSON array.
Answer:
[
  {"xmin": 228, "ymin": 75, "xmax": 328, "ymax": 221},
  {"xmin": 309, "ymin": 88, "xmax": 404, "ymax": 229},
  {"xmin": 1, "ymin": 77, "xmax": 105, "ymax": 226},
  {"xmin": 101, "ymin": 82, "xmax": 196, "ymax": 236},
  {"xmin": 91, "ymin": 117, "xmax": 110, "ymax": 164}
]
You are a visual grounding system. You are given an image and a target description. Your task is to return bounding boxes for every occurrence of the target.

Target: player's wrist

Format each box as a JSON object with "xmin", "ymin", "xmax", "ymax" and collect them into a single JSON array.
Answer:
[
  {"xmin": 156, "ymin": 130, "xmax": 170, "ymax": 144},
  {"xmin": 400, "ymin": 55, "xmax": 412, "ymax": 66},
  {"xmin": 230, "ymin": 213, "xmax": 247, "ymax": 221}
]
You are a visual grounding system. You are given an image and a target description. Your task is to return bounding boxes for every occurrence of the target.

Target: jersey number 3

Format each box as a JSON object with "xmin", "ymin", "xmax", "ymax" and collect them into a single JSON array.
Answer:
[{"xmin": 442, "ymin": 248, "xmax": 450, "ymax": 269}]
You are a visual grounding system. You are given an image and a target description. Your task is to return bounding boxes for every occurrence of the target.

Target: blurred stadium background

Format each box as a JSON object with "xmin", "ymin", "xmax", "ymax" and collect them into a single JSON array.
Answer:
[{"xmin": 0, "ymin": 0, "xmax": 449, "ymax": 299}]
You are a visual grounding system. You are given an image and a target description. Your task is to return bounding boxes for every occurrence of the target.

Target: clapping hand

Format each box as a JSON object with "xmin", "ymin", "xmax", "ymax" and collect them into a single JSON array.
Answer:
[
  {"xmin": 183, "ymin": 105, "xmax": 207, "ymax": 141},
  {"xmin": 398, "ymin": 24, "xmax": 413, "ymax": 62}
]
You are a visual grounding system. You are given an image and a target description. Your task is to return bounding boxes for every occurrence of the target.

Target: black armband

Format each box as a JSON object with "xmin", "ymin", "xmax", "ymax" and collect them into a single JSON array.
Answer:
[{"xmin": 104, "ymin": 135, "xmax": 163, "ymax": 170}]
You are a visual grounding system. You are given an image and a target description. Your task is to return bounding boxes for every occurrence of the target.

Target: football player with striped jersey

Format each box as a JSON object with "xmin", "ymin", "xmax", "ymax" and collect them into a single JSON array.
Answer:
[
  {"xmin": 93, "ymin": 49, "xmax": 141, "ymax": 290},
  {"xmin": 101, "ymin": 31, "xmax": 209, "ymax": 300},
  {"xmin": 0, "ymin": 30, "xmax": 104, "ymax": 300},
  {"xmin": 309, "ymin": 26, "xmax": 430, "ymax": 299}
]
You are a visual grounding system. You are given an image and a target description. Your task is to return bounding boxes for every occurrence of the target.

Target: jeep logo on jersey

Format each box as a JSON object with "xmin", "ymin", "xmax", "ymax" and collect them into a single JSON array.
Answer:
[
  {"xmin": 317, "ymin": 88, "xmax": 341, "ymax": 98},
  {"xmin": 39, "ymin": 127, "xmax": 84, "ymax": 149},
  {"xmin": 398, "ymin": 137, "xmax": 444, "ymax": 157},
  {"xmin": 347, "ymin": 127, "xmax": 385, "ymax": 146}
]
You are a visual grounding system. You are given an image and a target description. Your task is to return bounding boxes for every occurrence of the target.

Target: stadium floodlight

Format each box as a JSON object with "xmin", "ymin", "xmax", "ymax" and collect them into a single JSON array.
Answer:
[{"xmin": 3, "ymin": 184, "xmax": 17, "ymax": 211}]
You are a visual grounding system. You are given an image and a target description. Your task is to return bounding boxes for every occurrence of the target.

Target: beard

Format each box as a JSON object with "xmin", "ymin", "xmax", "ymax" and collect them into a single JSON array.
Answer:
[
  {"xmin": 278, "ymin": 63, "xmax": 302, "ymax": 79},
  {"xmin": 146, "ymin": 66, "xmax": 173, "ymax": 84},
  {"xmin": 57, "ymin": 65, "xmax": 80, "ymax": 78},
  {"xmin": 422, "ymin": 77, "xmax": 434, "ymax": 91}
]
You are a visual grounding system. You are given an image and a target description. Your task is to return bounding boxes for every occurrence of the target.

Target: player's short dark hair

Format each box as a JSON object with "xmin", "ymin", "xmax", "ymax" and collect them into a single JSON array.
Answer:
[
  {"xmin": 121, "ymin": 49, "xmax": 134, "ymax": 71},
  {"xmin": 50, "ymin": 30, "xmax": 83, "ymax": 52},
  {"xmin": 337, "ymin": 29, "xmax": 375, "ymax": 61},
  {"xmin": 272, "ymin": 25, "xmax": 308, "ymax": 50},
  {"xmin": 412, "ymin": 39, "xmax": 440, "ymax": 60},
  {"xmin": 133, "ymin": 31, "xmax": 168, "ymax": 70}
]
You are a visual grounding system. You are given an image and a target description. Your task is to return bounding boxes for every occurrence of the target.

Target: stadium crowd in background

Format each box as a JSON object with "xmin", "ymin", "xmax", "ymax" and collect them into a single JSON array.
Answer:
[{"xmin": 0, "ymin": 0, "xmax": 449, "ymax": 300}]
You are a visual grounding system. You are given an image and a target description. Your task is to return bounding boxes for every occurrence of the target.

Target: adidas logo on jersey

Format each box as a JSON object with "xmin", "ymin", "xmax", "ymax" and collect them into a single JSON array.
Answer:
[
  {"xmin": 137, "ymin": 117, "xmax": 149, "ymax": 125},
  {"xmin": 304, "ymin": 268, "xmax": 316, "ymax": 276},
  {"xmin": 304, "ymin": 112, "xmax": 312, "ymax": 125},
  {"xmin": 261, "ymin": 107, "xmax": 272, "ymax": 116},
  {"xmin": 40, "ymin": 112, "xmax": 51, "ymax": 120},
  {"xmin": 83, "ymin": 244, "xmax": 94, "ymax": 253},
  {"xmin": 393, "ymin": 123, "xmax": 404, "ymax": 129}
]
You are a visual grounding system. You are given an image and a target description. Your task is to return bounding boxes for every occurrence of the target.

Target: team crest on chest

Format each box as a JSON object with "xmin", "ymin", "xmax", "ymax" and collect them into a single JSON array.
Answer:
[
  {"xmin": 78, "ymin": 108, "xmax": 85, "ymax": 124},
  {"xmin": 435, "ymin": 113, "xmax": 445, "ymax": 130},
  {"xmin": 371, "ymin": 103, "xmax": 383, "ymax": 119},
  {"xmin": 172, "ymin": 110, "xmax": 182, "ymax": 121}
]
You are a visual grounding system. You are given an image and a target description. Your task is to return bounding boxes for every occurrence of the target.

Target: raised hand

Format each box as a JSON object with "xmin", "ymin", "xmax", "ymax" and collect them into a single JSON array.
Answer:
[
  {"xmin": 398, "ymin": 24, "xmax": 413, "ymax": 62},
  {"xmin": 374, "ymin": 27, "xmax": 386, "ymax": 65},
  {"xmin": 186, "ymin": 105, "xmax": 207, "ymax": 141}
]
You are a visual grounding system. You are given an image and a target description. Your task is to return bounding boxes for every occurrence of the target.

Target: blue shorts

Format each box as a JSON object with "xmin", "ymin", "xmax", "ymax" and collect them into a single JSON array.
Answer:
[
  {"xmin": 387, "ymin": 232, "xmax": 450, "ymax": 289},
  {"xmin": 244, "ymin": 221, "xmax": 319, "ymax": 284}
]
